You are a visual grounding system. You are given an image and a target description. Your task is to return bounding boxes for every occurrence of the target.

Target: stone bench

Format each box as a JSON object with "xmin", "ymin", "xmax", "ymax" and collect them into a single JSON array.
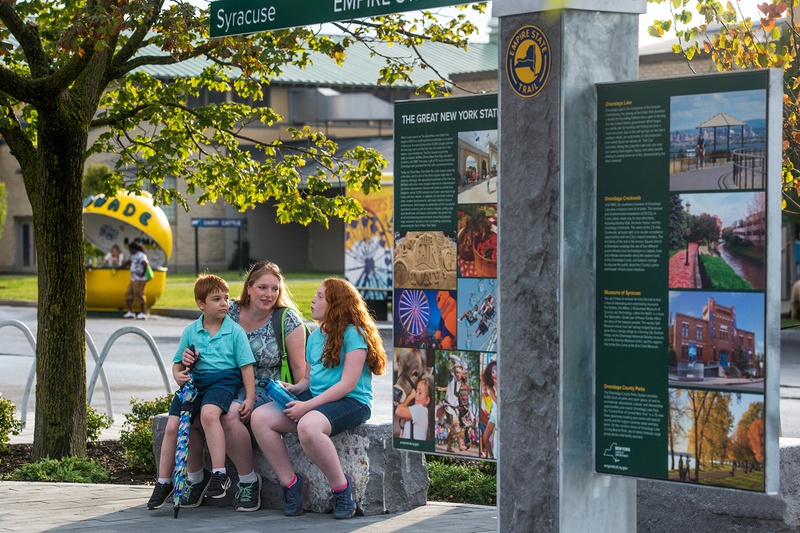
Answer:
[{"xmin": 152, "ymin": 414, "xmax": 428, "ymax": 516}]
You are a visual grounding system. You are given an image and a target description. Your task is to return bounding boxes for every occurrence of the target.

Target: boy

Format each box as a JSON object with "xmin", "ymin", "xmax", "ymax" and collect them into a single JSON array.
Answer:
[
  {"xmin": 123, "ymin": 241, "xmax": 149, "ymax": 319},
  {"xmin": 147, "ymin": 274, "xmax": 255, "ymax": 510},
  {"xmin": 395, "ymin": 375, "xmax": 432, "ymax": 441}
]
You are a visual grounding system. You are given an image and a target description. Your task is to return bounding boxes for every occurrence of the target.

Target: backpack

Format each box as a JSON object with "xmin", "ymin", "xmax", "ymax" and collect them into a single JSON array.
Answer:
[{"xmin": 270, "ymin": 307, "xmax": 310, "ymax": 384}]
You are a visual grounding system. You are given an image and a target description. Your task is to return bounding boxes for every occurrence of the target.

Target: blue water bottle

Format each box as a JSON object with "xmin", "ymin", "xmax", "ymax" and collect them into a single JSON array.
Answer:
[{"xmin": 265, "ymin": 379, "xmax": 298, "ymax": 410}]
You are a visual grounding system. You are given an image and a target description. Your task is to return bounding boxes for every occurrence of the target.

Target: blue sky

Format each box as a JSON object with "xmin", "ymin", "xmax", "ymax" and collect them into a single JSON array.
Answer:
[
  {"xmin": 669, "ymin": 290, "xmax": 764, "ymax": 353},
  {"xmin": 670, "ymin": 90, "xmax": 766, "ymax": 133},
  {"xmin": 677, "ymin": 191, "xmax": 763, "ymax": 229}
]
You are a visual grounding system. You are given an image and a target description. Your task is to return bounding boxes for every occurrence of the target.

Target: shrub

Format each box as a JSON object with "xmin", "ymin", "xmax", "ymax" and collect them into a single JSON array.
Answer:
[
  {"xmin": 86, "ymin": 404, "xmax": 112, "ymax": 444},
  {"xmin": 0, "ymin": 393, "xmax": 23, "ymax": 452},
  {"xmin": 2, "ymin": 456, "xmax": 109, "ymax": 483},
  {"xmin": 119, "ymin": 395, "xmax": 172, "ymax": 471},
  {"xmin": 426, "ymin": 455, "xmax": 497, "ymax": 506}
]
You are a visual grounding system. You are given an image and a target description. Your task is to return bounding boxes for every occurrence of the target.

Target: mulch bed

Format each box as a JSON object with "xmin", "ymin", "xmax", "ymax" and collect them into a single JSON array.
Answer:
[{"xmin": 0, "ymin": 441, "xmax": 154, "ymax": 485}]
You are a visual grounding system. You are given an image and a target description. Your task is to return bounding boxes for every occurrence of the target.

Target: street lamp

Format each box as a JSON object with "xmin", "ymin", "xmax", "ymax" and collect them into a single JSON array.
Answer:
[{"xmin": 685, "ymin": 202, "xmax": 691, "ymax": 266}]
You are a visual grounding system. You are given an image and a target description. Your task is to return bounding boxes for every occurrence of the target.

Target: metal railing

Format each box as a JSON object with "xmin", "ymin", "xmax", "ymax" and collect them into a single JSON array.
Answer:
[
  {"xmin": 732, "ymin": 148, "xmax": 766, "ymax": 190},
  {"xmin": 1, "ymin": 320, "xmax": 171, "ymax": 427}
]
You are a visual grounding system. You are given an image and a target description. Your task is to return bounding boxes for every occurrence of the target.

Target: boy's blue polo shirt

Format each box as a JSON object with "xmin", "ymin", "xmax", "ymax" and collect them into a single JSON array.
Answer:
[{"xmin": 174, "ymin": 314, "xmax": 255, "ymax": 372}]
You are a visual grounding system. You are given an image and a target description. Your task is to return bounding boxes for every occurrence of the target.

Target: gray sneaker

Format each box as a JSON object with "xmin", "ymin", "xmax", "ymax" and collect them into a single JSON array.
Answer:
[
  {"xmin": 206, "ymin": 471, "xmax": 231, "ymax": 499},
  {"xmin": 235, "ymin": 473, "xmax": 262, "ymax": 512},
  {"xmin": 282, "ymin": 472, "xmax": 305, "ymax": 516},
  {"xmin": 181, "ymin": 469, "xmax": 211, "ymax": 508},
  {"xmin": 332, "ymin": 474, "xmax": 356, "ymax": 519},
  {"xmin": 146, "ymin": 482, "xmax": 173, "ymax": 510}
]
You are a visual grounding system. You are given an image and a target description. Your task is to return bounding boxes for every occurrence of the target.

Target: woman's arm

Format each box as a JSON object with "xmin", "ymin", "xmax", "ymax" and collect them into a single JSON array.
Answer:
[{"xmin": 283, "ymin": 326, "xmax": 307, "ymax": 386}]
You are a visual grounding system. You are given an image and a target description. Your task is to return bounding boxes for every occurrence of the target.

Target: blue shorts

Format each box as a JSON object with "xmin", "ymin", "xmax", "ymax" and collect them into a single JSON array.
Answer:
[
  {"xmin": 168, "ymin": 386, "xmax": 235, "ymax": 419},
  {"xmin": 294, "ymin": 390, "xmax": 371, "ymax": 437},
  {"xmin": 234, "ymin": 383, "xmax": 271, "ymax": 410}
]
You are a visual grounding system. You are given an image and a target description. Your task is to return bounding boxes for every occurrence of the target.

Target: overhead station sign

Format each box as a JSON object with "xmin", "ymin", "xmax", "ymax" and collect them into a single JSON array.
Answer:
[{"xmin": 210, "ymin": 0, "xmax": 469, "ymax": 37}]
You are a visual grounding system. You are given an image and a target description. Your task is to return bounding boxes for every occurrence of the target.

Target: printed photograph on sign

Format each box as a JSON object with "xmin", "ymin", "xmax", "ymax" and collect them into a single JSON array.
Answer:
[
  {"xmin": 394, "ymin": 289, "xmax": 457, "ymax": 350},
  {"xmin": 345, "ymin": 183, "xmax": 393, "ymax": 300},
  {"xmin": 478, "ymin": 352, "xmax": 498, "ymax": 461},
  {"xmin": 457, "ymin": 278, "xmax": 497, "ymax": 352},
  {"xmin": 457, "ymin": 204, "xmax": 497, "ymax": 278},
  {"xmin": 668, "ymin": 290, "xmax": 765, "ymax": 392},
  {"xmin": 668, "ymin": 192, "xmax": 765, "ymax": 291},
  {"xmin": 458, "ymin": 129, "xmax": 498, "ymax": 204},
  {"xmin": 667, "ymin": 388, "xmax": 764, "ymax": 491},
  {"xmin": 394, "ymin": 231, "xmax": 457, "ymax": 290},
  {"xmin": 393, "ymin": 347, "xmax": 435, "ymax": 442},
  {"xmin": 434, "ymin": 350, "xmax": 481, "ymax": 458},
  {"xmin": 669, "ymin": 90, "xmax": 766, "ymax": 191}
]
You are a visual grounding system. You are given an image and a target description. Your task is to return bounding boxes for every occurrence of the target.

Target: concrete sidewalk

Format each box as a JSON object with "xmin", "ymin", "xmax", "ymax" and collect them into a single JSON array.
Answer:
[{"xmin": 0, "ymin": 481, "xmax": 497, "ymax": 532}]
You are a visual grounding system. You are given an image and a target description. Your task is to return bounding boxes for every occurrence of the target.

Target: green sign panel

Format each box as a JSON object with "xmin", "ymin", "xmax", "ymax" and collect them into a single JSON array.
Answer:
[
  {"xmin": 210, "ymin": 0, "xmax": 469, "ymax": 37},
  {"xmin": 595, "ymin": 69, "xmax": 780, "ymax": 493}
]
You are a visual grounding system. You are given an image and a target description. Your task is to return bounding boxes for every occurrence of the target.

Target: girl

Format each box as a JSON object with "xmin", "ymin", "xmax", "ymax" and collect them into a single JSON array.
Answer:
[{"xmin": 249, "ymin": 277, "xmax": 386, "ymax": 519}]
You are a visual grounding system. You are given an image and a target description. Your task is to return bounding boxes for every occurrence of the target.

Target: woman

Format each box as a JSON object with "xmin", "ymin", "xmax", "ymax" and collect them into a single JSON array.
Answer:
[
  {"xmin": 250, "ymin": 277, "xmax": 386, "ymax": 519},
  {"xmin": 180, "ymin": 261, "xmax": 306, "ymax": 512}
]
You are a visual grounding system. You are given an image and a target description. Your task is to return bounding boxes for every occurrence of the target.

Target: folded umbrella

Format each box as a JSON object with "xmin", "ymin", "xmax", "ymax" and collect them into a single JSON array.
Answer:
[{"xmin": 173, "ymin": 344, "xmax": 199, "ymax": 518}]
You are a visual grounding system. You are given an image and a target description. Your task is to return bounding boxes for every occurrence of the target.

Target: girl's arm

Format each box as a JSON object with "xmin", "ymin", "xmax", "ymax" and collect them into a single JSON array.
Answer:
[
  {"xmin": 284, "ymin": 348, "xmax": 366, "ymax": 421},
  {"xmin": 395, "ymin": 388, "xmax": 416, "ymax": 420}
]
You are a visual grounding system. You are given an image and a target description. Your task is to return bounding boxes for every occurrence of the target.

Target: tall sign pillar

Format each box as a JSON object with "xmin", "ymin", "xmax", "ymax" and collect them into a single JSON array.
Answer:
[{"xmin": 495, "ymin": 2, "xmax": 645, "ymax": 531}]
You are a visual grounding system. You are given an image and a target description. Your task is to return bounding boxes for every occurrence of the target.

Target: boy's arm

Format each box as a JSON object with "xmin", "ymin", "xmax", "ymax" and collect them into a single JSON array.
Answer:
[
  {"xmin": 172, "ymin": 362, "xmax": 190, "ymax": 387},
  {"xmin": 238, "ymin": 364, "xmax": 255, "ymax": 419}
]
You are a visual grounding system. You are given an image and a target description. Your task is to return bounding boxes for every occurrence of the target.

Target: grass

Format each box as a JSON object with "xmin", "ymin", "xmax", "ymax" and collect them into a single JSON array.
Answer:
[
  {"xmin": 699, "ymin": 255, "xmax": 752, "ymax": 290},
  {"xmin": 426, "ymin": 455, "xmax": 496, "ymax": 506},
  {"xmin": 0, "ymin": 271, "xmax": 339, "ymax": 317}
]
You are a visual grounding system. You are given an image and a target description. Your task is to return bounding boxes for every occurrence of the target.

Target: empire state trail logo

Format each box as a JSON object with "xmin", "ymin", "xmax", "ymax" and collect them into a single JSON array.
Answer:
[{"xmin": 506, "ymin": 25, "xmax": 551, "ymax": 98}]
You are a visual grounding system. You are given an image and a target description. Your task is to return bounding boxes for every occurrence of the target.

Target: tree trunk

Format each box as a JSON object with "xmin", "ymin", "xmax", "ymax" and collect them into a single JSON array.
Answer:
[{"xmin": 30, "ymin": 103, "xmax": 90, "ymax": 460}]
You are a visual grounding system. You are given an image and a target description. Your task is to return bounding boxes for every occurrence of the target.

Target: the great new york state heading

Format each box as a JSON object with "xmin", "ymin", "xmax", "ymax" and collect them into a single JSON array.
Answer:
[{"xmin": 211, "ymin": 0, "xmax": 469, "ymax": 37}]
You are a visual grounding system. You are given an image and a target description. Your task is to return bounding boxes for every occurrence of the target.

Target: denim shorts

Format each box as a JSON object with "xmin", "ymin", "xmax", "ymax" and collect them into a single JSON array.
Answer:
[
  {"xmin": 168, "ymin": 386, "xmax": 235, "ymax": 419},
  {"xmin": 294, "ymin": 390, "xmax": 371, "ymax": 437},
  {"xmin": 234, "ymin": 383, "xmax": 271, "ymax": 410}
]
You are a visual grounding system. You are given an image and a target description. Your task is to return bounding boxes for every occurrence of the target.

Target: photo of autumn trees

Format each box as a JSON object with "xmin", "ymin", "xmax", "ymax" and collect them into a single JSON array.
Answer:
[{"xmin": 667, "ymin": 389, "xmax": 765, "ymax": 491}]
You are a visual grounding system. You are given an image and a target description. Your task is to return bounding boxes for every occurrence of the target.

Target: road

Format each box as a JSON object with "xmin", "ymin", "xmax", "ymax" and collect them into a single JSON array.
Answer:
[
  {"xmin": 0, "ymin": 305, "xmax": 393, "ymax": 432},
  {"xmin": 2, "ymin": 304, "xmax": 799, "ymax": 439}
]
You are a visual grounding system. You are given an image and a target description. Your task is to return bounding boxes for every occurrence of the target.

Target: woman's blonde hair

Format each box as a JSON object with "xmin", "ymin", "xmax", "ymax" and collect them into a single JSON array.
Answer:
[
  {"xmin": 318, "ymin": 277, "xmax": 386, "ymax": 375},
  {"xmin": 235, "ymin": 261, "xmax": 298, "ymax": 311}
]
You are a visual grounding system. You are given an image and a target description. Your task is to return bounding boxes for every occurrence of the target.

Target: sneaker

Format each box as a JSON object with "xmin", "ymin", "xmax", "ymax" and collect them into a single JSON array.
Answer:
[
  {"xmin": 147, "ymin": 482, "xmax": 174, "ymax": 510},
  {"xmin": 123, "ymin": 311, "xmax": 135, "ymax": 318},
  {"xmin": 235, "ymin": 473, "xmax": 262, "ymax": 512},
  {"xmin": 206, "ymin": 471, "xmax": 231, "ymax": 499},
  {"xmin": 136, "ymin": 312, "xmax": 147, "ymax": 320},
  {"xmin": 181, "ymin": 469, "xmax": 211, "ymax": 508},
  {"xmin": 282, "ymin": 472, "xmax": 305, "ymax": 516},
  {"xmin": 332, "ymin": 474, "xmax": 356, "ymax": 519}
]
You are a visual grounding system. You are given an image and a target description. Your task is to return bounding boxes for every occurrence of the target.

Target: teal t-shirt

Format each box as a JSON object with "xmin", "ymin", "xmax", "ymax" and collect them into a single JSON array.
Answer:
[
  {"xmin": 174, "ymin": 314, "xmax": 255, "ymax": 373},
  {"xmin": 306, "ymin": 324, "xmax": 373, "ymax": 409}
]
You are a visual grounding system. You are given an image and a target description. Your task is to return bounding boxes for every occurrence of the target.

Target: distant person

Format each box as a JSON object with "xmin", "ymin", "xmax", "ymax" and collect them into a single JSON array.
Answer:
[
  {"xmin": 696, "ymin": 134, "xmax": 705, "ymax": 168},
  {"xmin": 100, "ymin": 244, "xmax": 124, "ymax": 269},
  {"xmin": 123, "ymin": 241, "xmax": 149, "ymax": 319},
  {"xmin": 147, "ymin": 274, "xmax": 255, "ymax": 511}
]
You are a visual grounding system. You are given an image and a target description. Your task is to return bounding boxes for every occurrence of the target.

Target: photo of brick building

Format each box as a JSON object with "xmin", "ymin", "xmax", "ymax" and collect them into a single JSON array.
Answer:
[{"xmin": 668, "ymin": 292, "xmax": 763, "ymax": 390}]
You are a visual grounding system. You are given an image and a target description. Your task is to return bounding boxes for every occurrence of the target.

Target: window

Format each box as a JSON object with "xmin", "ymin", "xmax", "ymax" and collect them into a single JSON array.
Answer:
[
  {"xmin": 696, "ymin": 326, "xmax": 703, "ymax": 340},
  {"xmin": 681, "ymin": 323, "xmax": 689, "ymax": 337}
]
